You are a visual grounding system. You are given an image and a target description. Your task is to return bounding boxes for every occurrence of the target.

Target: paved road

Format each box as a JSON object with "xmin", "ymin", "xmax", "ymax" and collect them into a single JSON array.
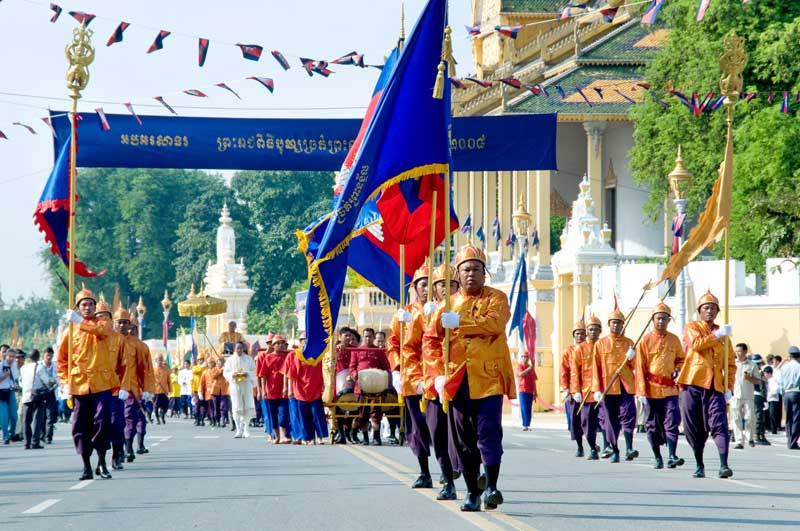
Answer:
[{"xmin": 1, "ymin": 414, "xmax": 797, "ymax": 530}]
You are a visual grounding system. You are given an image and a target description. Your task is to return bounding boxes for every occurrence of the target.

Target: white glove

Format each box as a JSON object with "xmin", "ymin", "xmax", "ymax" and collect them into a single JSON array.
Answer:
[
  {"xmin": 722, "ymin": 324, "xmax": 732, "ymax": 337},
  {"xmin": 416, "ymin": 381, "xmax": 424, "ymax": 394},
  {"xmin": 423, "ymin": 301, "xmax": 438, "ymax": 317},
  {"xmin": 626, "ymin": 347, "xmax": 636, "ymax": 361},
  {"xmin": 714, "ymin": 324, "xmax": 732, "ymax": 339},
  {"xmin": 434, "ymin": 376, "xmax": 445, "ymax": 397},
  {"xmin": 637, "ymin": 395, "xmax": 648, "ymax": 407},
  {"xmin": 724, "ymin": 390, "xmax": 732, "ymax": 403},
  {"xmin": 593, "ymin": 391, "xmax": 603, "ymax": 402},
  {"xmin": 118, "ymin": 389, "xmax": 129, "ymax": 401},
  {"xmin": 64, "ymin": 309, "xmax": 82, "ymax": 324},
  {"xmin": 441, "ymin": 311, "xmax": 460, "ymax": 329},
  {"xmin": 573, "ymin": 392, "xmax": 582, "ymax": 403},
  {"xmin": 560, "ymin": 390, "xmax": 569, "ymax": 402},
  {"xmin": 141, "ymin": 391, "xmax": 153, "ymax": 401},
  {"xmin": 397, "ymin": 309, "xmax": 412, "ymax": 323}
]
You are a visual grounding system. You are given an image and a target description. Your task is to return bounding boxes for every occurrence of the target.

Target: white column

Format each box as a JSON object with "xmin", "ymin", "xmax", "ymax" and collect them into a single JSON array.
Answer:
[
  {"xmin": 484, "ymin": 171, "xmax": 498, "ymax": 251},
  {"xmin": 470, "ymin": 171, "xmax": 483, "ymax": 248},
  {"xmin": 583, "ymin": 121, "xmax": 606, "ymax": 225}
]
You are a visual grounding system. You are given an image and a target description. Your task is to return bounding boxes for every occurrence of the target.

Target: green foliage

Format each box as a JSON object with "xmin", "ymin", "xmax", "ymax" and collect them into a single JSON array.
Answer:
[
  {"xmin": 246, "ymin": 281, "xmax": 301, "ymax": 336},
  {"xmin": 0, "ymin": 296, "xmax": 59, "ymax": 348},
  {"xmin": 549, "ymin": 215, "xmax": 567, "ymax": 254},
  {"xmin": 629, "ymin": 0, "xmax": 800, "ymax": 273}
]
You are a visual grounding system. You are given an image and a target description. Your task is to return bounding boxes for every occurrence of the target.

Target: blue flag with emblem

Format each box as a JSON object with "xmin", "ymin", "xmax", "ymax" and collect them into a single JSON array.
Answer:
[
  {"xmin": 476, "ymin": 223, "xmax": 485, "ymax": 243},
  {"xmin": 298, "ymin": 0, "xmax": 449, "ymax": 363}
]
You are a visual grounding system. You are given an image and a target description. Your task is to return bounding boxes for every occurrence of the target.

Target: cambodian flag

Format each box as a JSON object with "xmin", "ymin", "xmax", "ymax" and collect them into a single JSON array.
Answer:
[
  {"xmin": 449, "ymin": 78, "xmax": 467, "ymax": 90},
  {"xmin": 499, "ymin": 78, "xmax": 522, "ymax": 89},
  {"xmin": 555, "ymin": 85, "xmax": 566, "ymax": 99},
  {"xmin": 492, "ymin": 217, "xmax": 501, "ymax": 247},
  {"xmin": 297, "ymin": 0, "xmax": 453, "ymax": 363},
  {"xmin": 696, "ymin": 0, "xmax": 712, "ymax": 22},
  {"xmin": 0, "ymin": 130, "xmax": 6, "ymax": 140},
  {"xmin": 494, "ymin": 25, "xmax": 523, "ymax": 39},
  {"xmin": 123, "ymin": 102, "xmax": 143, "ymax": 125},
  {"xmin": 560, "ymin": 4, "xmax": 586, "ymax": 21},
  {"xmin": 465, "ymin": 24, "xmax": 481, "ymax": 36},
  {"xmin": 476, "ymin": 224, "xmax": 485, "ymax": 243},
  {"xmin": 508, "ymin": 250, "xmax": 536, "ymax": 354},
  {"xmin": 465, "ymin": 77, "xmax": 492, "ymax": 88},
  {"xmin": 601, "ymin": 7, "xmax": 619, "ymax": 23},
  {"xmin": 154, "ymin": 96, "xmax": 178, "ymax": 115},
  {"xmin": 106, "ymin": 22, "xmax": 129, "ymax": 46},
  {"xmin": 237, "ymin": 44, "xmax": 263, "ymax": 61},
  {"xmin": 271, "ymin": 50, "xmax": 290, "ymax": 70},
  {"xmin": 461, "ymin": 214, "xmax": 472, "ymax": 234},
  {"xmin": 183, "ymin": 89, "xmax": 207, "ymax": 97},
  {"xmin": 68, "ymin": 11, "xmax": 95, "ymax": 26},
  {"xmin": 198, "ymin": 38, "xmax": 210, "ymax": 67},
  {"xmin": 12, "ymin": 122, "xmax": 36, "ymax": 135},
  {"xmin": 671, "ymin": 213, "xmax": 686, "ymax": 255},
  {"xmin": 34, "ymin": 121, "xmax": 105, "ymax": 277},
  {"xmin": 642, "ymin": 0, "xmax": 665, "ymax": 25},
  {"xmin": 215, "ymin": 83, "xmax": 241, "ymax": 99},
  {"xmin": 506, "ymin": 229, "xmax": 516, "ymax": 247},
  {"xmin": 50, "ymin": 3, "xmax": 62, "ymax": 23},
  {"xmin": 247, "ymin": 77, "xmax": 274, "ymax": 93},
  {"xmin": 781, "ymin": 91, "xmax": 789, "ymax": 113},
  {"xmin": 147, "ymin": 30, "xmax": 170, "ymax": 53},
  {"xmin": 576, "ymin": 87, "xmax": 593, "ymax": 107},
  {"xmin": 94, "ymin": 108, "xmax": 111, "ymax": 131}
]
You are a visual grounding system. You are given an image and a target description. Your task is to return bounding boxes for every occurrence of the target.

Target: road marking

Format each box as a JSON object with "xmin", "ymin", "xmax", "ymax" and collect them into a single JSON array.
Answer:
[
  {"xmin": 632, "ymin": 464, "xmax": 651, "ymax": 468},
  {"xmin": 778, "ymin": 453, "xmax": 800, "ymax": 459},
  {"xmin": 69, "ymin": 480, "xmax": 93, "ymax": 490},
  {"xmin": 510, "ymin": 442, "xmax": 525, "ymax": 447},
  {"xmin": 22, "ymin": 499, "xmax": 61, "ymax": 514},
  {"xmin": 193, "ymin": 435, "xmax": 219, "ymax": 439},
  {"xmin": 346, "ymin": 445, "xmax": 541, "ymax": 531},
  {"xmin": 540, "ymin": 447, "xmax": 566, "ymax": 453},
  {"xmin": 716, "ymin": 478, "xmax": 766, "ymax": 490},
  {"xmin": 151, "ymin": 443, "xmax": 160, "ymax": 447}
]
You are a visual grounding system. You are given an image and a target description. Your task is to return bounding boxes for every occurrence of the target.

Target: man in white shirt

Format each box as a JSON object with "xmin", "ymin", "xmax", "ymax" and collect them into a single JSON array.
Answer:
[
  {"xmin": 19, "ymin": 349, "xmax": 49, "ymax": 449},
  {"xmin": 0, "ymin": 348, "xmax": 20, "ymax": 444},
  {"xmin": 177, "ymin": 360, "xmax": 193, "ymax": 419},
  {"xmin": 732, "ymin": 343, "xmax": 759, "ymax": 449},
  {"xmin": 778, "ymin": 346, "xmax": 800, "ymax": 450}
]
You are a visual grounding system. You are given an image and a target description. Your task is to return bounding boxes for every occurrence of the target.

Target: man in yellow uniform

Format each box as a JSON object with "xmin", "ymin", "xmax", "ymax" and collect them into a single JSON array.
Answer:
[
  {"xmin": 592, "ymin": 304, "xmax": 637, "ymax": 463},
  {"xmin": 434, "ymin": 244, "xmax": 515, "ymax": 512},
  {"xmin": 57, "ymin": 287, "xmax": 125, "ymax": 480},
  {"xmin": 677, "ymin": 290, "xmax": 736, "ymax": 479},
  {"xmin": 561, "ymin": 320, "xmax": 586, "ymax": 457},
  {"xmin": 635, "ymin": 302, "xmax": 686, "ymax": 469},
  {"xmin": 152, "ymin": 354, "xmax": 170, "ymax": 425},
  {"xmin": 389, "ymin": 265, "xmax": 434, "ymax": 488},
  {"xmin": 218, "ymin": 321, "xmax": 245, "ymax": 354},
  {"xmin": 127, "ymin": 317, "xmax": 155, "ymax": 457}
]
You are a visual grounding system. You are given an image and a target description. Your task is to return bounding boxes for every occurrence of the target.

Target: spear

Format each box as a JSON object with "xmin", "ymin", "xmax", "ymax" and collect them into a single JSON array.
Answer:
[{"xmin": 420, "ymin": 190, "xmax": 437, "ymax": 415}]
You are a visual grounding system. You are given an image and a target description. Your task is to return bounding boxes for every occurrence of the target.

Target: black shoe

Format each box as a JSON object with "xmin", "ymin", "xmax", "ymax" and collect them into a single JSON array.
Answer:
[
  {"xmin": 46, "ymin": 438, "xmax": 52, "ymax": 444},
  {"xmin": 625, "ymin": 449, "xmax": 639, "ymax": 461},
  {"xmin": 667, "ymin": 456, "xmax": 685, "ymax": 468},
  {"xmin": 733, "ymin": 443, "xmax": 744, "ymax": 450},
  {"xmin": 95, "ymin": 465, "xmax": 112, "ymax": 479},
  {"xmin": 748, "ymin": 440, "xmax": 755, "ymax": 448},
  {"xmin": 411, "ymin": 474, "xmax": 433, "ymax": 488},
  {"xmin": 600, "ymin": 447, "xmax": 613, "ymax": 459},
  {"xmin": 718, "ymin": 466, "xmax": 733, "ymax": 478},
  {"xmin": 654, "ymin": 457, "xmax": 664, "ymax": 469},
  {"xmin": 3, "ymin": 439, "xmax": 10, "ymax": 445},
  {"xmin": 388, "ymin": 435, "xmax": 400, "ymax": 445},
  {"xmin": 31, "ymin": 443, "xmax": 44, "ymax": 449},
  {"xmin": 483, "ymin": 487, "xmax": 504, "ymax": 510},
  {"xmin": 350, "ymin": 429, "xmax": 360, "ymax": 444},
  {"xmin": 126, "ymin": 452, "xmax": 136, "ymax": 463},
  {"xmin": 790, "ymin": 444, "xmax": 800, "ymax": 450},
  {"xmin": 476, "ymin": 472, "xmax": 487, "ymax": 495},
  {"xmin": 610, "ymin": 452, "xmax": 620, "ymax": 463},
  {"xmin": 437, "ymin": 483, "xmax": 457, "ymax": 501},
  {"xmin": 24, "ymin": 444, "xmax": 30, "ymax": 450},
  {"xmin": 460, "ymin": 493, "xmax": 481, "ymax": 512},
  {"xmin": 334, "ymin": 430, "xmax": 347, "ymax": 444},
  {"xmin": 79, "ymin": 467, "xmax": 93, "ymax": 481},
  {"xmin": 588, "ymin": 448, "xmax": 599, "ymax": 460},
  {"xmin": 575, "ymin": 447, "xmax": 585, "ymax": 457},
  {"xmin": 360, "ymin": 437, "xmax": 370, "ymax": 446},
  {"xmin": 371, "ymin": 430, "xmax": 381, "ymax": 446},
  {"xmin": 755, "ymin": 438, "xmax": 771, "ymax": 446},
  {"xmin": 693, "ymin": 467, "xmax": 705, "ymax": 478},
  {"xmin": 136, "ymin": 447, "xmax": 149, "ymax": 454},
  {"xmin": 111, "ymin": 459, "xmax": 121, "ymax": 471}
]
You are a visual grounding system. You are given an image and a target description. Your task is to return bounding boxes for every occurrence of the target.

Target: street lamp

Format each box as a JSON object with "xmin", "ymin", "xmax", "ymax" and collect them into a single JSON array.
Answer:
[
  {"xmin": 161, "ymin": 290, "xmax": 172, "ymax": 363},
  {"xmin": 668, "ymin": 145, "xmax": 693, "ymax": 333},
  {"xmin": 136, "ymin": 295, "xmax": 147, "ymax": 340},
  {"xmin": 512, "ymin": 195, "xmax": 532, "ymax": 260}
]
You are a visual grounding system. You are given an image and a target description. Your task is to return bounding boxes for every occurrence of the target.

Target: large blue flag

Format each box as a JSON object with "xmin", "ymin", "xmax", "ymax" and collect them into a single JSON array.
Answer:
[
  {"xmin": 508, "ymin": 250, "xmax": 537, "ymax": 354},
  {"xmin": 298, "ymin": 0, "xmax": 450, "ymax": 363}
]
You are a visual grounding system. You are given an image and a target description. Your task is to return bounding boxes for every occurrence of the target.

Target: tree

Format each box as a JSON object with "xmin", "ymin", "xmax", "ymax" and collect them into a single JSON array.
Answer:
[
  {"xmin": 629, "ymin": 0, "xmax": 800, "ymax": 273},
  {"xmin": 0, "ymin": 296, "xmax": 59, "ymax": 348}
]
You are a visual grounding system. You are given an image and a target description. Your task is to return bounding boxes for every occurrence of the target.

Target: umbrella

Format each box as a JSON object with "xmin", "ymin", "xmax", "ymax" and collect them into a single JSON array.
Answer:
[{"xmin": 177, "ymin": 284, "xmax": 227, "ymax": 317}]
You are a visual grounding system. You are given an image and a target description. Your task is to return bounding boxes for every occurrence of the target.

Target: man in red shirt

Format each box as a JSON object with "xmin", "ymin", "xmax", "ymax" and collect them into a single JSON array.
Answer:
[
  {"xmin": 517, "ymin": 352, "xmax": 537, "ymax": 431},
  {"xmin": 258, "ymin": 336, "xmax": 291, "ymax": 443},
  {"xmin": 284, "ymin": 352, "xmax": 326, "ymax": 444},
  {"xmin": 347, "ymin": 328, "xmax": 391, "ymax": 446}
]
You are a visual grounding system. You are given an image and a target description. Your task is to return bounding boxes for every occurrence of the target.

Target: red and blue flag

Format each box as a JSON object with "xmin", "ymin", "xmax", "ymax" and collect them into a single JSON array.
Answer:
[
  {"xmin": 781, "ymin": 91, "xmax": 789, "ymax": 113},
  {"xmin": 247, "ymin": 77, "xmax": 274, "ymax": 93},
  {"xmin": 465, "ymin": 77, "xmax": 492, "ymax": 88},
  {"xmin": 123, "ymin": 102, "xmax": 142, "ymax": 125},
  {"xmin": 560, "ymin": 4, "xmax": 586, "ymax": 21},
  {"xmin": 106, "ymin": 22, "xmax": 129, "ymax": 46},
  {"xmin": 465, "ymin": 24, "xmax": 481, "ymax": 36},
  {"xmin": 461, "ymin": 214, "xmax": 472, "ymax": 234},
  {"xmin": 198, "ymin": 38, "xmax": 210, "ymax": 67},
  {"xmin": 94, "ymin": 108, "xmax": 110, "ymax": 131},
  {"xmin": 154, "ymin": 96, "xmax": 178, "ymax": 115},
  {"xmin": 147, "ymin": 30, "xmax": 170, "ymax": 54},
  {"xmin": 696, "ymin": 0, "xmax": 711, "ymax": 22},
  {"xmin": 183, "ymin": 89, "xmax": 207, "ymax": 97},
  {"xmin": 601, "ymin": 7, "xmax": 619, "ymax": 23},
  {"xmin": 271, "ymin": 50, "xmax": 290, "ymax": 70},
  {"xmin": 237, "ymin": 44, "xmax": 263, "ymax": 61},
  {"xmin": 494, "ymin": 24, "xmax": 523, "ymax": 39},
  {"xmin": 68, "ymin": 11, "xmax": 95, "ymax": 26},
  {"xmin": 215, "ymin": 82, "xmax": 241, "ymax": 99},
  {"xmin": 642, "ymin": 0, "xmax": 665, "ymax": 25},
  {"xmin": 50, "ymin": 3, "xmax": 62, "ymax": 23}
]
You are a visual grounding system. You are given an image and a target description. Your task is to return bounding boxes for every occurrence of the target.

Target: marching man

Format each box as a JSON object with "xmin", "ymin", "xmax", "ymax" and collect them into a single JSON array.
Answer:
[{"xmin": 223, "ymin": 341, "xmax": 256, "ymax": 438}]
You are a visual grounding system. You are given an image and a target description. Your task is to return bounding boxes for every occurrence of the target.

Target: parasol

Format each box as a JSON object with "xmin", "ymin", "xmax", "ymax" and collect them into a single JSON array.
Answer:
[{"xmin": 177, "ymin": 284, "xmax": 227, "ymax": 317}]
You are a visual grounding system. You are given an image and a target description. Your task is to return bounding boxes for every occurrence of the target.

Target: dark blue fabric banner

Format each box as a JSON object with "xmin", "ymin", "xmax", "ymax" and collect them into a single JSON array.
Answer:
[{"xmin": 51, "ymin": 111, "xmax": 557, "ymax": 171}]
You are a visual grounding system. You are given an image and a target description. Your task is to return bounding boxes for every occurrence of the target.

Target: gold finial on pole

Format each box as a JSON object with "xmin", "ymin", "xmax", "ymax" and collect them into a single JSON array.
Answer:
[
  {"xmin": 64, "ymin": 21, "xmax": 95, "ymax": 385},
  {"xmin": 399, "ymin": 2, "xmax": 406, "ymax": 46}
]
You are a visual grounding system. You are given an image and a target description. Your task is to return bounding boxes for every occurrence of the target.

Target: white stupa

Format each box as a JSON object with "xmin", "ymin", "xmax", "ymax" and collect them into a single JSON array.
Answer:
[{"xmin": 203, "ymin": 202, "xmax": 255, "ymax": 336}]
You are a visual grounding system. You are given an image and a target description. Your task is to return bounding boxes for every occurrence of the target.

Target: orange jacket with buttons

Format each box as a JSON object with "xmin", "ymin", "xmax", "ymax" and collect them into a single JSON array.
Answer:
[
  {"xmin": 676, "ymin": 320, "xmax": 735, "ymax": 393},
  {"xmin": 592, "ymin": 333, "xmax": 635, "ymax": 395},
  {"xmin": 124, "ymin": 336, "xmax": 155, "ymax": 396},
  {"xmin": 104, "ymin": 326, "xmax": 136, "ymax": 396},
  {"xmin": 560, "ymin": 344, "xmax": 578, "ymax": 393},
  {"xmin": 388, "ymin": 302, "xmax": 426, "ymax": 397},
  {"xmin": 635, "ymin": 330, "xmax": 685, "ymax": 398},
  {"xmin": 153, "ymin": 365, "xmax": 171, "ymax": 395},
  {"xmin": 421, "ymin": 302, "xmax": 446, "ymax": 401},
  {"xmin": 57, "ymin": 317, "xmax": 122, "ymax": 395},
  {"xmin": 570, "ymin": 340, "xmax": 597, "ymax": 402}
]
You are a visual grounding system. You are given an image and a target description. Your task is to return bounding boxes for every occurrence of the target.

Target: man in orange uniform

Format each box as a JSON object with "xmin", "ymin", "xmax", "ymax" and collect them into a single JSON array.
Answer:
[
  {"xmin": 635, "ymin": 302, "xmax": 686, "ymax": 469},
  {"xmin": 422, "ymin": 264, "xmax": 460, "ymax": 501},
  {"xmin": 561, "ymin": 320, "xmax": 586, "ymax": 457},
  {"xmin": 434, "ymin": 244, "xmax": 516, "ymax": 512},
  {"xmin": 152, "ymin": 354, "xmax": 171, "ymax": 425},
  {"xmin": 57, "ymin": 287, "xmax": 124, "ymax": 481},
  {"xmin": 126, "ymin": 317, "xmax": 155, "ymax": 457},
  {"xmin": 592, "ymin": 304, "xmax": 638, "ymax": 463},
  {"xmin": 389, "ymin": 266, "xmax": 433, "ymax": 488},
  {"xmin": 677, "ymin": 290, "xmax": 736, "ymax": 479},
  {"xmin": 571, "ymin": 316, "xmax": 602, "ymax": 460}
]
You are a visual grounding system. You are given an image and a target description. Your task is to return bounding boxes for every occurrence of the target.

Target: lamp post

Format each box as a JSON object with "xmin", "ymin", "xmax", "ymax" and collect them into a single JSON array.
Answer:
[
  {"xmin": 161, "ymin": 290, "xmax": 172, "ymax": 363},
  {"xmin": 136, "ymin": 295, "xmax": 147, "ymax": 341},
  {"xmin": 669, "ymin": 146, "xmax": 693, "ymax": 334},
  {"xmin": 512, "ymin": 195, "xmax": 532, "ymax": 262}
]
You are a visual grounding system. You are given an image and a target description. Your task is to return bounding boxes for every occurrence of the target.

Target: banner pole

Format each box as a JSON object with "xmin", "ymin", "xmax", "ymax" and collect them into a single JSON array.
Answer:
[
  {"xmin": 443, "ymin": 168, "xmax": 452, "ymax": 414},
  {"xmin": 420, "ymin": 190, "xmax": 438, "ymax": 414}
]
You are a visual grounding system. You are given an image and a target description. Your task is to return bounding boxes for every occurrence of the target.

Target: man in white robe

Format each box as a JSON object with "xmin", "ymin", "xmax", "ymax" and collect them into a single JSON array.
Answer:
[{"xmin": 223, "ymin": 342, "xmax": 256, "ymax": 438}]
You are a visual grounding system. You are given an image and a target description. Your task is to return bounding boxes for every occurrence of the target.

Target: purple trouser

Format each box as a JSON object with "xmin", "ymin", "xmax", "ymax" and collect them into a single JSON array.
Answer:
[
  {"xmin": 646, "ymin": 395, "xmax": 680, "ymax": 448},
  {"xmin": 110, "ymin": 397, "xmax": 125, "ymax": 448},
  {"xmin": 580, "ymin": 402, "xmax": 600, "ymax": 449},
  {"xmin": 567, "ymin": 398, "xmax": 583, "ymax": 441},
  {"xmin": 601, "ymin": 388, "xmax": 636, "ymax": 445},
  {"xmin": 680, "ymin": 384, "xmax": 729, "ymax": 455},
  {"xmin": 426, "ymin": 397, "xmax": 457, "ymax": 475},
  {"xmin": 124, "ymin": 397, "xmax": 147, "ymax": 439},
  {"xmin": 71, "ymin": 390, "xmax": 112, "ymax": 456},
  {"xmin": 785, "ymin": 392, "xmax": 800, "ymax": 449},
  {"xmin": 447, "ymin": 377, "xmax": 504, "ymax": 468},
  {"xmin": 404, "ymin": 395, "xmax": 431, "ymax": 459}
]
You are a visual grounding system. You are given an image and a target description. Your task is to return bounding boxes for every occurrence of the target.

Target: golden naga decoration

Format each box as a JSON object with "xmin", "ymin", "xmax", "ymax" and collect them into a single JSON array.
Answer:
[
  {"xmin": 719, "ymin": 32, "xmax": 747, "ymax": 103},
  {"xmin": 65, "ymin": 23, "xmax": 95, "ymax": 100}
]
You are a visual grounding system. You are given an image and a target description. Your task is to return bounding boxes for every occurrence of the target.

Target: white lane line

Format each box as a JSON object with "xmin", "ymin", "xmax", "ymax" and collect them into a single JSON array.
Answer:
[
  {"xmin": 151, "ymin": 443, "xmax": 160, "ymax": 447},
  {"xmin": 541, "ymin": 447, "xmax": 566, "ymax": 453},
  {"xmin": 510, "ymin": 442, "xmax": 525, "ymax": 447},
  {"xmin": 716, "ymin": 478, "xmax": 766, "ymax": 490},
  {"xmin": 68, "ymin": 480, "xmax": 94, "ymax": 490},
  {"xmin": 633, "ymin": 464, "xmax": 651, "ymax": 468},
  {"xmin": 22, "ymin": 499, "xmax": 61, "ymax": 514},
  {"xmin": 193, "ymin": 435, "xmax": 220, "ymax": 439},
  {"xmin": 778, "ymin": 453, "xmax": 800, "ymax": 459}
]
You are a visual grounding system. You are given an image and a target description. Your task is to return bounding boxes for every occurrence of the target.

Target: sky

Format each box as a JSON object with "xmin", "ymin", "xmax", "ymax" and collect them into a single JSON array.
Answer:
[{"xmin": 0, "ymin": 0, "xmax": 474, "ymax": 302}]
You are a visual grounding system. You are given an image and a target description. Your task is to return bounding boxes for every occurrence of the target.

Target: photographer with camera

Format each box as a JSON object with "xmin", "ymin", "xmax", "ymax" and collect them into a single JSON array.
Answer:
[
  {"xmin": 20, "ymin": 349, "xmax": 52, "ymax": 449},
  {"xmin": 0, "ymin": 346, "xmax": 20, "ymax": 444}
]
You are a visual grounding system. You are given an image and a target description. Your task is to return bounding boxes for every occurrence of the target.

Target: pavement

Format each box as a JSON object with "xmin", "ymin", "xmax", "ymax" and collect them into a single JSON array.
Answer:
[{"xmin": 0, "ymin": 412, "xmax": 798, "ymax": 530}]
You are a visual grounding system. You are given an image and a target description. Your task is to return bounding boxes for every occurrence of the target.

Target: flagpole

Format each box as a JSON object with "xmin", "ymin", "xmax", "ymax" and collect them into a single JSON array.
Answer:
[
  {"xmin": 64, "ymin": 22, "xmax": 95, "ymax": 382},
  {"xmin": 421, "ymin": 190, "xmax": 438, "ymax": 414},
  {"xmin": 443, "ymin": 167, "xmax": 452, "ymax": 414},
  {"xmin": 398, "ymin": 243, "xmax": 406, "ymax": 437}
]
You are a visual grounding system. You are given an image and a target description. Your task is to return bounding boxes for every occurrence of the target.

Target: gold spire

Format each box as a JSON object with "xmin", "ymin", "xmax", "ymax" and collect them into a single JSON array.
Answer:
[
  {"xmin": 398, "ymin": 2, "xmax": 405, "ymax": 49},
  {"xmin": 161, "ymin": 289, "xmax": 173, "ymax": 312}
]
